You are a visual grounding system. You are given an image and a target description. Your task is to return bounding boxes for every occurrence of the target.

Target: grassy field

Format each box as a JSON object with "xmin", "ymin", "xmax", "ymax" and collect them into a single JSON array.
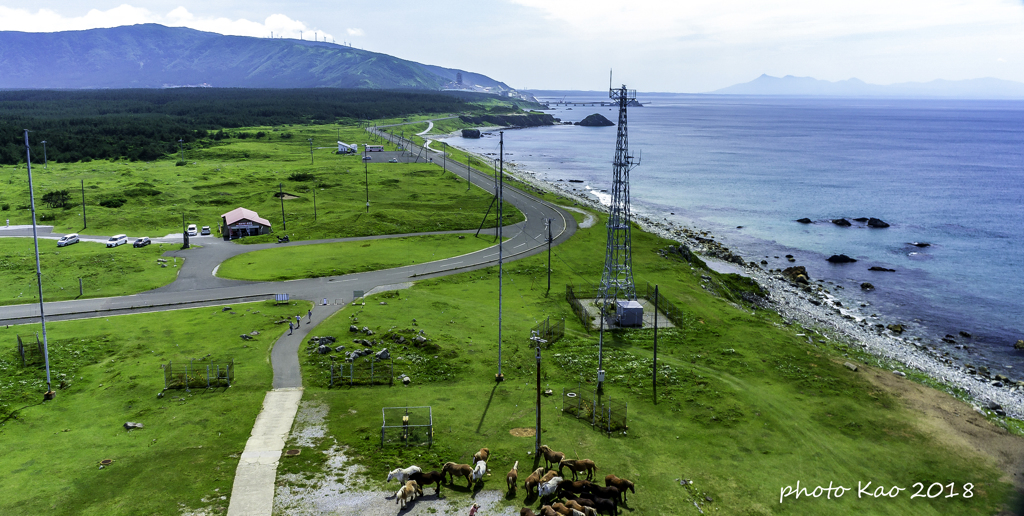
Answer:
[
  {"xmin": 0, "ymin": 238, "xmax": 181, "ymax": 306},
  {"xmin": 216, "ymin": 234, "xmax": 502, "ymax": 281},
  {"xmin": 280, "ymin": 208, "xmax": 1019, "ymax": 515},
  {"xmin": 0, "ymin": 122, "xmax": 522, "ymax": 243},
  {"xmin": 0, "ymin": 299, "xmax": 310, "ymax": 515}
]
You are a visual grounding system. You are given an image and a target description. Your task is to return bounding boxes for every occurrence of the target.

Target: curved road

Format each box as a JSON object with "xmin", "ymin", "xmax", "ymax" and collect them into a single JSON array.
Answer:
[{"xmin": 0, "ymin": 129, "xmax": 577, "ymax": 388}]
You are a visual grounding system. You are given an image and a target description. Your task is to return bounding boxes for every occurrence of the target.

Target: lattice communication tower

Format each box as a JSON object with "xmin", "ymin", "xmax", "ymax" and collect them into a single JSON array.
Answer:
[{"xmin": 599, "ymin": 81, "xmax": 641, "ymax": 305}]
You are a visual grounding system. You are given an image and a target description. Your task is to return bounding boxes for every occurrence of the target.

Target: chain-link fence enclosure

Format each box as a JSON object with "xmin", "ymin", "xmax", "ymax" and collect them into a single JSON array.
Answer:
[
  {"xmin": 643, "ymin": 282, "xmax": 686, "ymax": 327},
  {"xmin": 529, "ymin": 317, "xmax": 565, "ymax": 348},
  {"xmin": 16, "ymin": 333, "xmax": 44, "ymax": 367},
  {"xmin": 562, "ymin": 383, "xmax": 628, "ymax": 435},
  {"xmin": 381, "ymin": 406, "xmax": 433, "ymax": 447},
  {"xmin": 163, "ymin": 357, "xmax": 234, "ymax": 390}
]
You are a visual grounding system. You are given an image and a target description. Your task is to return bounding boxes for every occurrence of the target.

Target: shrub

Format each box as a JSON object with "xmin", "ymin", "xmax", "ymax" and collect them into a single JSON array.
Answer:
[
  {"xmin": 1, "ymin": 203, "xmax": 9, "ymax": 211},
  {"xmin": 175, "ymin": 161, "xmax": 187, "ymax": 167},
  {"xmin": 288, "ymin": 172, "xmax": 315, "ymax": 181},
  {"xmin": 42, "ymin": 189, "xmax": 70, "ymax": 208},
  {"xmin": 99, "ymin": 197, "xmax": 126, "ymax": 208},
  {"xmin": 39, "ymin": 213, "xmax": 57, "ymax": 222}
]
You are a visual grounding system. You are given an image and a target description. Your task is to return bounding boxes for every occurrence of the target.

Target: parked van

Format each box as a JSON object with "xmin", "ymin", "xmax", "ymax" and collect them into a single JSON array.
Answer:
[
  {"xmin": 106, "ymin": 234, "xmax": 127, "ymax": 247},
  {"xmin": 57, "ymin": 233, "xmax": 79, "ymax": 247}
]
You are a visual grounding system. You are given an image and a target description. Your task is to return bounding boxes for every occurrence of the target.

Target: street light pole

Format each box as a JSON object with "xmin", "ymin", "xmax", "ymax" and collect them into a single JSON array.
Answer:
[
  {"xmin": 178, "ymin": 139, "xmax": 184, "ymax": 162},
  {"xmin": 442, "ymin": 142, "xmax": 447, "ymax": 174},
  {"xmin": 308, "ymin": 137, "xmax": 314, "ymax": 165},
  {"xmin": 40, "ymin": 140, "xmax": 47, "ymax": 169},
  {"xmin": 24, "ymin": 130, "xmax": 54, "ymax": 400},
  {"xmin": 496, "ymin": 131, "xmax": 504, "ymax": 382},
  {"xmin": 364, "ymin": 160, "xmax": 370, "ymax": 213}
]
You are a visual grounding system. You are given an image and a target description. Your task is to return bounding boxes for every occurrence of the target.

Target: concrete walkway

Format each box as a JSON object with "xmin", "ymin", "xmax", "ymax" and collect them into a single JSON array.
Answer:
[{"xmin": 227, "ymin": 388, "xmax": 304, "ymax": 516}]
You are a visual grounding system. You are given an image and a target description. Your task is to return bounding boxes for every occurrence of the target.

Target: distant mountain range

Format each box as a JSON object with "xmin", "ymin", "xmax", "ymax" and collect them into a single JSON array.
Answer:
[
  {"xmin": 0, "ymin": 24, "xmax": 511, "ymax": 91},
  {"xmin": 710, "ymin": 74, "xmax": 1024, "ymax": 98}
]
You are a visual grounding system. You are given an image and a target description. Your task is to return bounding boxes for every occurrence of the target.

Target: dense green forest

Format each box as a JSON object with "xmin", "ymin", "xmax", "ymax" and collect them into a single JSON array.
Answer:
[{"xmin": 0, "ymin": 88, "xmax": 510, "ymax": 165}]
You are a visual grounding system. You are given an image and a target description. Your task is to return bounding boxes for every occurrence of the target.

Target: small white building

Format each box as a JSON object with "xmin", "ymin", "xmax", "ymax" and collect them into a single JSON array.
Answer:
[
  {"xmin": 337, "ymin": 141, "xmax": 358, "ymax": 153},
  {"xmin": 221, "ymin": 207, "xmax": 272, "ymax": 240}
]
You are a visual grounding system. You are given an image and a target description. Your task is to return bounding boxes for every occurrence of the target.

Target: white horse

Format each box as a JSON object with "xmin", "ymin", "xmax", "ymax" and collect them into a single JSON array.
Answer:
[
  {"xmin": 386, "ymin": 465, "xmax": 422, "ymax": 483},
  {"xmin": 470, "ymin": 460, "xmax": 487, "ymax": 483}
]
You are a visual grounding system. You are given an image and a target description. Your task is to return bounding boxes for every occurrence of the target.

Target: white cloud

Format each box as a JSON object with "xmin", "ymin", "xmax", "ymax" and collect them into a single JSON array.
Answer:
[
  {"xmin": 347, "ymin": 28, "xmax": 364, "ymax": 36},
  {"xmin": 0, "ymin": 4, "xmax": 153, "ymax": 31},
  {"xmin": 507, "ymin": 0, "xmax": 1024, "ymax": 45},
  {"xmin": 0, "ymin": 4, "xmax": 333, "ymax": 41}
]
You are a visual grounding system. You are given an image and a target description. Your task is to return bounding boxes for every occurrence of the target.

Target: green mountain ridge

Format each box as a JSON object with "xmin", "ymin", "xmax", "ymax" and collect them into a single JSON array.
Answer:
[{"xmin": 0, "ymin": 24, "xmax": 511, "ymax": 91}]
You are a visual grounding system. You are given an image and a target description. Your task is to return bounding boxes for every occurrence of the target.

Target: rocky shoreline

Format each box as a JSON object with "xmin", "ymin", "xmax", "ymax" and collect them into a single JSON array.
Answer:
[{"xmin": 485, "ymin": 159, "xmax": 1024, "ymax": 421}]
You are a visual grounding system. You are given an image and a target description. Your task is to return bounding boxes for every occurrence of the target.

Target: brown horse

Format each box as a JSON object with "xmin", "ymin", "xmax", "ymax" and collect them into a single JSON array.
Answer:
[
  {"xmin": 558, "ymin": 458, "xmax": 597, "ymax": 481},
  {"xmin": 442, "ymin": 461, "xmax": 474, "ymax": 487}
]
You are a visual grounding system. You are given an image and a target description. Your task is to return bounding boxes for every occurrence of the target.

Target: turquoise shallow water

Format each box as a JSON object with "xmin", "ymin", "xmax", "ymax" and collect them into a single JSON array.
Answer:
[{"xmin": 442, "ymin": 94, "xmax": 1024, "ymax": 371}]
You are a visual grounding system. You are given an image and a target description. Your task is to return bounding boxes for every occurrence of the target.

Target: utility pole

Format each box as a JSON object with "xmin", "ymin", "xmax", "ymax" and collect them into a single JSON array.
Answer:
[
  {"xmin": 279, "ymin": 183, "xmax": 287, "ymax": 230},
  {"xmin": 535, "ymin": 345, "xmax": 542, "ymax": 453},
  {"xmin": 546, "ymin": 218, "xmax": 553, "ymax": 294},
  {"xmin": 313, "ymin": 188, "xmax": 317, "ymax": 222},
  {"xmin": 24, "ymin": 130, "xmax": 54, "ymax": 400},
  {"xmin": 653, "ymin": 284, "xmax": 659, "ymax": 403},
  {"xmin": 442, "ymin": 142, "xmax": 447, "ymax": 175},
  {"xmin": 40, "ymin": 140, "xmax": 47, "ymax": 169},
  {"xmin": 466, "ymin": 156, "xmax": 472, "ymax": 191},
  {"xmin": 364, "ymin": 159, "xmax": 370, "ymax": 213},
  {"xmin": 178, "ymin": 139, "xmax": 184, "ymax": 163},
  {"xmin": 81, "ymin": 179, "xmax": 86, "ymax": 229},
  {"xmin": 308, "ymin": 137, "xmax": 314, "ymax": 164}
]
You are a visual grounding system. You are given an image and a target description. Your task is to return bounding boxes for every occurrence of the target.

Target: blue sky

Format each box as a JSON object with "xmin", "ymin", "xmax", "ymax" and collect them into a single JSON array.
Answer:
[{"xmin": 2, "ymin": 1, "xmax": 1023, "ymax": 92}]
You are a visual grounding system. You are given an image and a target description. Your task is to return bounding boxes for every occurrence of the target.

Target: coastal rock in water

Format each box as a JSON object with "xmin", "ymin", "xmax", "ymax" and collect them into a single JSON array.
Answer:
[
  {"xmin": 959, "ymin": 331, "xmax": 972, "ymax": 338},
  {"xmin": 853, "ymin": 217, "xmax": 869, "ymax": 222},
  {"xmin": 575, "ymin": 113, "xmax": 615, "ymax": 127},
  {"xmin": 462, "ymin": 129, "xmax": 481, "ymax": 138},
  {"xmin": 869, "ymin": 266, "xmax": 896, "ymax": 272},
  {"xmin": 887, "ymin": 324, "xmax": 905, "ymax": 334},
  {"xmin": 795, "ymin": 218, "xmax": 813, "ymax": 224},
  {"xmin": 860, "ymin": 283, "xmax": 875, "ymax": 291},
  {"xmin": 911, "ymin": 242, "xmax": 931, "ymax": 248},
  {"xmin": 831, "ymin": 218, "xmax": 852, "ymax": 227},
  {"xmin": 1015, "ymin": 340, "xmax": 1024, "ymax": 350},
  {"xmin": 867, "ymin": 218, "xmax": 890, "ymax": 228},
  {"xmin": 827, "ymin": 254, "xmax": 857, "ymax": 263}
]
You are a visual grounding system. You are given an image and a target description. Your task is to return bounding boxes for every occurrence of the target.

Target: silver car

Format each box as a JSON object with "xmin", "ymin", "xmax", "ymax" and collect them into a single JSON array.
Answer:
[{"xmin": 57, "ymin": 233, "xmax": 79, "ymax": 247}]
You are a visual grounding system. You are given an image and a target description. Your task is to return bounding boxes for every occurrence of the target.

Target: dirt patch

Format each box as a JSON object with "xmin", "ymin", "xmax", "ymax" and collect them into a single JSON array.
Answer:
[
  {"xmin": 509, "ymin": 427, "xmax": 535, "ymax": 437},
  {"xmin": 856, "ymin": 363, "xmax": 1024, "ymax": 491}
]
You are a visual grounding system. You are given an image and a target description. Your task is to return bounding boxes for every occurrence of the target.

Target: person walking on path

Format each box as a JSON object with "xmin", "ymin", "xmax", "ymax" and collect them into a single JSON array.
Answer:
[
  {"xmin": 295, "ymin": 315, "xmax": 301, "ymax": 327},
  {"xmin": 288, "ymin": 321, "xmax": 294, "ymax": 335},
  {"xmin": 307, "ymin": 309, "xmax": 312, "ymax": 323}
]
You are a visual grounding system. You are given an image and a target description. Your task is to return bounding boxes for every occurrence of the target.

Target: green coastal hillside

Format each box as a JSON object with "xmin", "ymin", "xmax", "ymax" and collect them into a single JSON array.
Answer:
[{"xmin": 0, "ymin": 95, "xmax": 1020, "ymax": 515}]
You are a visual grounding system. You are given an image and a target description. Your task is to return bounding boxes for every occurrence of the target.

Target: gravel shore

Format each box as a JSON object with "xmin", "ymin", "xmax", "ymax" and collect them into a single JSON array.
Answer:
[{"xmin": 495, "ymin": 161, "xmax": 1024, "ymax": 421}]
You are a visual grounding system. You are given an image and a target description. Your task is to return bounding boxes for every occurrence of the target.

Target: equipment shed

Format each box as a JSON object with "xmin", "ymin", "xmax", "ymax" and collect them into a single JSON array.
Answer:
[{"xmin": 222, "ymin": 207, "xmax": 272, "ymax": 240}]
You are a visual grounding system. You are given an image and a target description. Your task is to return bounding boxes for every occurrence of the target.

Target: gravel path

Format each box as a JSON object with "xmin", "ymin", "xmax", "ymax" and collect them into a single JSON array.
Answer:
[{"xmin": 274, "ymin": 400, "xmax": 519, "ymax": 516}]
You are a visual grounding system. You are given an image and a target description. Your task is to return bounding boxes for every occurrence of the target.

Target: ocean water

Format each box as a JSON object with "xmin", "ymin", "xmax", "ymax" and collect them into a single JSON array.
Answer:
[{"xmin": 440, "ymin": 95, "xmax": 1024, "ymax": 372}]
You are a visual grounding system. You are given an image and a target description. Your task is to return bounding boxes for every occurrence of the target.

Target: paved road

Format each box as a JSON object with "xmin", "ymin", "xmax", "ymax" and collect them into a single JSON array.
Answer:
[{"xmin": 0, "ymin": 133, "xmax": 578, "ymax": 351}]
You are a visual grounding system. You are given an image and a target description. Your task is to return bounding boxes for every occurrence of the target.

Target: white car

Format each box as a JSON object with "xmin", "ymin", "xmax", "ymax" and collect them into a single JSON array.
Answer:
[
  {"xmin": 57, "ymin": 233, "xmax": 79, "ymax": 247},
  {"xmin": 187, "ymin": 224, "xmax": 198, "ymax": 237},
  {"xmin": 106, "ymin": 234, "xmax": 127, "ymax": 247}
]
